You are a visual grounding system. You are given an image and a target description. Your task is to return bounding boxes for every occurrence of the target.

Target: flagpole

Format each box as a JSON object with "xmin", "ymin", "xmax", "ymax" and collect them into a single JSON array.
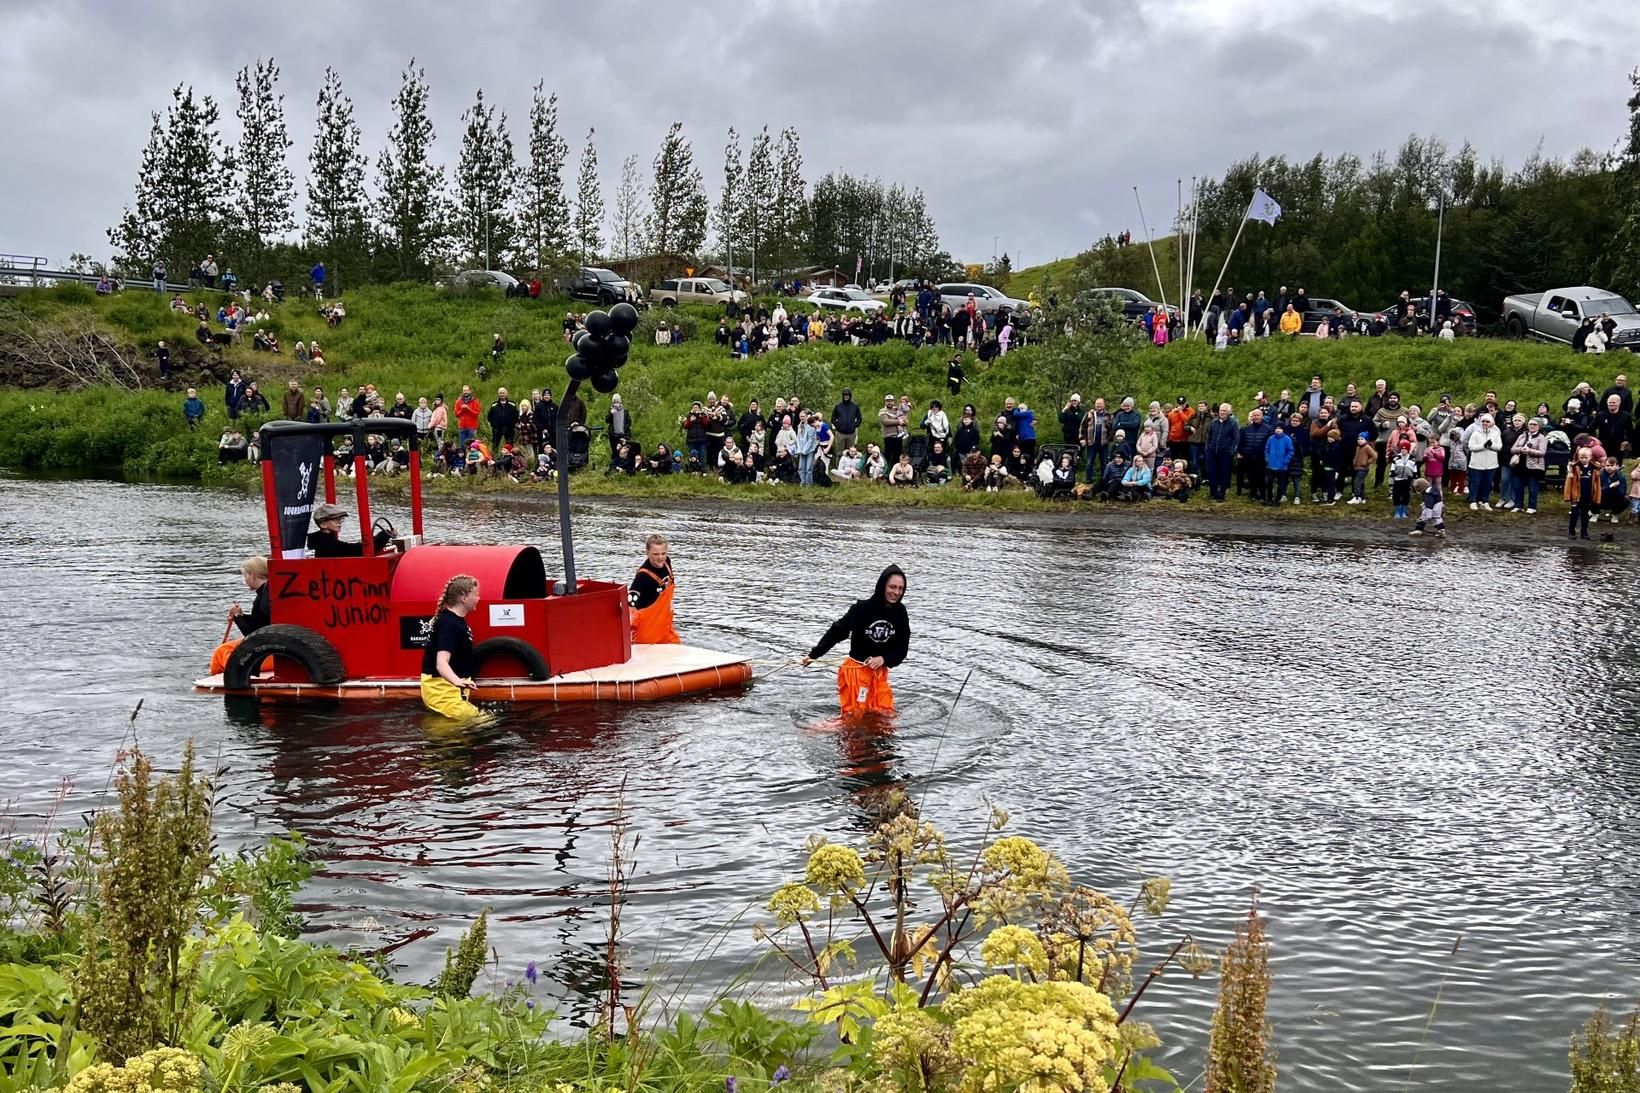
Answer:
[
  {"xmin": 1176, "ymin": 178, "xmax": 1185, "ymax": 323},
  {"xmin": 1133, "ymin": 187, "xmax": 1169, "ymax": 309},
  {"xmin": 1193, "ymin": 174, "xmax": 1207, "ymax": 334},
  {"xmin": 1203, "ymin": 205, "xmax": 1251, "ymax": 338},
  {"xmin": 1430, "ymin": 190, "xmax": 1445, "ymax": 329}
]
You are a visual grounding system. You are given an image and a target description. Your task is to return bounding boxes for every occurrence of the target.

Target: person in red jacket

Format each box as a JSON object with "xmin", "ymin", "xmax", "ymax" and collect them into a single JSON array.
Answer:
[{"xmin": 454, "ymin": 385, "xmax": 483, "ymax": 445}]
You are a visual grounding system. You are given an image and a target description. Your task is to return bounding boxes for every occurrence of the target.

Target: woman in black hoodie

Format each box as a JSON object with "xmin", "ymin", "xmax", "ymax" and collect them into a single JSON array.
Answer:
[{"xmin": 803, "ymin": 566, "xmax": 910, "ymax": 718}]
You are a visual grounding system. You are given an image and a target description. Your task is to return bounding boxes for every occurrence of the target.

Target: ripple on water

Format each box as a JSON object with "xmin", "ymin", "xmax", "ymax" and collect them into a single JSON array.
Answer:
[{"xmin": 1, "ymin": 479, "xmax": 1639, "ymax": 1088}]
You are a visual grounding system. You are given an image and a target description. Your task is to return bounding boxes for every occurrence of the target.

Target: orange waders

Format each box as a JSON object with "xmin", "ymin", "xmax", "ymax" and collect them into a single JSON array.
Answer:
[
  {"xmin": 631, "ymin": 577, "xmax": 681, "ymax": 644},
  {"xmin": 837, "ymin": 657, "xmax": 894, "ymax": 717}
]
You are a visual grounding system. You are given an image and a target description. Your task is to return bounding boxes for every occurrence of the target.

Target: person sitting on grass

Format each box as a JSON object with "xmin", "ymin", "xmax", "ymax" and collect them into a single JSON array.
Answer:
[
  {"xmin": 1154, "ymin": 459, "xmax": 1191, "ymax": 502},
  {"xmin": 1120, "ymin": 455, "xmax": 1154, "ymax": 500},
  {"xmin": 646, "ymin": 443, "xmax": 673, "ymax": 475},
  {"xmin": 834, "ymin": 445, "xmax": 865, "ymax": 480},
  {"xmin": 983, "ymin": 453, "xmax": 1010, "ymax": 492},
  {"xmin": 864, "ymin": 444, "xmax": 887, "ymax": 481},
  {"xmin": 768, "ymin": 444, "xmax": 798, "ymax": 484},
  {"xmin": 217, "ymin": 426, "xmax": 247, "ymax": 463},
  {"xmin": 925, "ymin": 441, "xmax": 952, "ymax": 485},
  {"xmin": 960, "ymin": 449, "xmax": 987, "ymax": 490},
  {"xmin": 1095, "ymin": 452, "xmax": 1129, "ymax": 500},
  {"xmin": 888, "ymin": 453, "xmax": 917, "ymax": 486}
]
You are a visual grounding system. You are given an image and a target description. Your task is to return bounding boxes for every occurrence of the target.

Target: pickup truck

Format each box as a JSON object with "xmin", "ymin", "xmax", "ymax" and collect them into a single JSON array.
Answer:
[
  {"xmin": 1501, "ymin": 286, "xmax": 1640, "ymax": 350},
  {"xmin": 653, "ymin": 276, "xmax": 747, "ymax": 308}
]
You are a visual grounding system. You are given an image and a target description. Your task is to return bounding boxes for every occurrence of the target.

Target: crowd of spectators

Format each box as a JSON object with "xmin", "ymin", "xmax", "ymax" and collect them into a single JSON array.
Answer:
[{"xmin": 200, "ymin": 362, "xmax": 1640, "ymax": 538}]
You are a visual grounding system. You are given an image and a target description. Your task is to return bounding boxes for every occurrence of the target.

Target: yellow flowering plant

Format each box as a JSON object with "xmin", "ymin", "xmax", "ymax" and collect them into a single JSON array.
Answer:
[{"xmin": 757, "ymin": 793, "xmax": 1217, "ymax": 1092}]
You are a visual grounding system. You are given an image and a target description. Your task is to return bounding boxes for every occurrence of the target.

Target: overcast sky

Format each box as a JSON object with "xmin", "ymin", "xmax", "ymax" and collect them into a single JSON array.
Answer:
[{"xmin": 3, "ymin": 0, "xmax": 1637, "ymax": 271}]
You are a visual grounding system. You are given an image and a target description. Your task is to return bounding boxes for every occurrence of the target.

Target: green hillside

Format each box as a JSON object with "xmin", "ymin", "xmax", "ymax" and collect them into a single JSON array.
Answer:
[{"xmin": 0, "ymin": 281, "xmax": 1619, "ymax": 499}]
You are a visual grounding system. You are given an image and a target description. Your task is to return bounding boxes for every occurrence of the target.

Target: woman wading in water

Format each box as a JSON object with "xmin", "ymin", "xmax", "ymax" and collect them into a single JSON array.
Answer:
[{"xmin": 803, "ymin": 565, "xmax": 911, "ymax": 717}]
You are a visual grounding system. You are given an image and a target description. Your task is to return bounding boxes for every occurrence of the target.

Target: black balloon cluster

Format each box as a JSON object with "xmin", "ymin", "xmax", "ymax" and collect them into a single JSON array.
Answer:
[{"xmin": 566, "ymin": 302, "xmax": 638, "ymax": 393}]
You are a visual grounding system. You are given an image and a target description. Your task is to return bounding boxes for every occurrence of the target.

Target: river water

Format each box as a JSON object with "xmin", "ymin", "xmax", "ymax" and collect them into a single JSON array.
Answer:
[{"xmin": 2, "ymin": 475, "xmax": 1637, "ymax": 1089}]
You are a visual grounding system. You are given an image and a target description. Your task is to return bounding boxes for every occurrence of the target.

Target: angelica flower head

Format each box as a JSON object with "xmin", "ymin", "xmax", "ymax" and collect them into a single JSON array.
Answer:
[
  {"xmin": 767, "ymin": 882, "xmax": 822, "ymax": 927},
  {"xmin": 979, "ymin": 924, "xmax": 1050, "ymax": 978},
  {"xmin": 805, "ymin": 843, "xmax": 866, "ymax": 896}
]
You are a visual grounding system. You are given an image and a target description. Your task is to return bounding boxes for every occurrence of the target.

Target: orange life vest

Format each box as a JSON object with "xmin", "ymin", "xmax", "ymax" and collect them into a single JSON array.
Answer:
[
  {"xmin": 631, "ymin": 570, "xmax": 681, "ymax": 644},
  {"xmin": 837, "ymin": 657, "xmax": 894, "ymax": 717}
]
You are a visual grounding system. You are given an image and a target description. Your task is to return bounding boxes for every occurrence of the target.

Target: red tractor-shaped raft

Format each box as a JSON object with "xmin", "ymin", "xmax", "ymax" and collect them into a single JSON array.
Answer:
[{"xmin": 195, "ymin": 418, "xmax": 751, "ymax": 702}]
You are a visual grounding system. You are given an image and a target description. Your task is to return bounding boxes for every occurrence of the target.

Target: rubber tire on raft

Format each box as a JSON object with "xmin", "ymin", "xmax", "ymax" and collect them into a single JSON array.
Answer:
[
  {"xmin": 472, "ymin": 637, "xmax": 551, "ymax": 681},
  {"xmin": 223, "ymin": 624, "xmax": 346, "ymax": 689}
]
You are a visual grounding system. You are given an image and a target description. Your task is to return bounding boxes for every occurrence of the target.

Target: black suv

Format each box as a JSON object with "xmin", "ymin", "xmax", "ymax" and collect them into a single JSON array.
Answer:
[{"xmin": 559, "ymin": 267, "xmax": 643, "ymax": 306}]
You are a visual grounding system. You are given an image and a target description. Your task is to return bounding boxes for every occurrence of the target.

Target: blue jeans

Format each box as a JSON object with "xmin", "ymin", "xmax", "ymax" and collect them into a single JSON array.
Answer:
[
  {"xmin": 798, "ymin": 452, "xmax": 815, "ymax": 485},
  {"xmin": 1083, "ymin": 444, "xmax": 1108, "ymax": 483},
  {"xmin": 1469, "ymin": 466, "xmax": 1494, "ymax": 504},
  {"xmin": 458, "ymin": 427, "xmax": 476, "ymax": 445},
  {"xmin": 1498, "ymin": 464, "xmax": 1514, "ymax": 505},
  {"xmin": 1514, "ymin": 472, "xmax": 1541, "ymax": 509},
  {"xmin": 688, "ymin": 441, "xmax": 707, "ymax": 467}
]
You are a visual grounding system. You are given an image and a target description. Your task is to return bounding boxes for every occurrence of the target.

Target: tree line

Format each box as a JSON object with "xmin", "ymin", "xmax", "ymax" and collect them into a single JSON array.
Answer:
[
  {"xmin": 1057, "ymin": 65, "xmax": 1640, "ymax": 321},
  {"xmin": 104, "ymin": 59, "xmax": 949, "ymax": 292}
]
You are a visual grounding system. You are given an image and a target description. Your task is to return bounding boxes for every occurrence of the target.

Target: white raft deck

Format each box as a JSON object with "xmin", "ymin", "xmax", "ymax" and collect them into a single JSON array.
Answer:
[{"xmin": 194, "ymin": 643, "xmax": 754, "ymax": 703}]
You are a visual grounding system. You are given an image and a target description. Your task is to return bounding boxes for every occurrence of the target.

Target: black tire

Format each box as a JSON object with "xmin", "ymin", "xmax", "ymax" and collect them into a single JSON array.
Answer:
[
  {"xmin": 598, "ymin": 290, "xmax": 617, "ymax": 306},
  {"xmin": 472, "ymin": 637, "xmax": 551, "ymax": 681},
  {"xmin": 224, "ymin": 624, "xmax": 346, "ymax": 689},
  {"xmin": 662, "ymin": 298, "xmax": 676, "ymax": 308},
  {"xmin": 1506, "ymin": 315, "xmax": 1526, "ymax": 340}
]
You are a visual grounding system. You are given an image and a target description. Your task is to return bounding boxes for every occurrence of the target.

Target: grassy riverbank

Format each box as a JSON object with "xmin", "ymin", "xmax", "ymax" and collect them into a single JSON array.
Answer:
[{"xmin": 0, "ymin": 281, "xmax": 1628, "ymax": 500}]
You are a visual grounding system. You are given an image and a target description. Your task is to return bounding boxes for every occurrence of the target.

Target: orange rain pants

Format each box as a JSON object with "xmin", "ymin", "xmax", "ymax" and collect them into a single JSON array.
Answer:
[{"xmin": 837, "ymin": 657, "xmax": 894, "ymax": 717}]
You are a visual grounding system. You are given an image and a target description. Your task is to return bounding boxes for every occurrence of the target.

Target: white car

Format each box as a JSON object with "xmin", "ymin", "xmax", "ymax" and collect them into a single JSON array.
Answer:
[{"xmin": 803, "ymin": 287, "xmax": 886, "ymax": 314}]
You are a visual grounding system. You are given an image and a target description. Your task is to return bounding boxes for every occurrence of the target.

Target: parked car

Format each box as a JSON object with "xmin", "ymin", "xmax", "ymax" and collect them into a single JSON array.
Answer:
[
  {"xmin": 1501, "ymin": 285, "xmax": 1640, "ymax": 350},
  {"xmin": 1301, "ymin": 296, "xmax": 1362, "ymax": 333},
  {"xmin": 937, "ymin": 282, "xmax": 1028, "ymax": 316},
  {"xmin": 653, "ymin": 276, "xmax": 748, "ymax": 308},
  {"xmin": 1072, "ymin": 287, "xmax": 1178, "ymax": 324},
  {"xmin": 561, "ymin": 266, "xmax": 644, "ymax": 306},
  {"xmin": 802, "ymin": 287, "xmax": 886, "ymax": 314},
  {"xmin": 452, "ymin": 269, "xmax": 520, "ymax": 291},
  {"xmin": 1373, "ymin": 294, "xmax": 1478, "ymax": 335}
]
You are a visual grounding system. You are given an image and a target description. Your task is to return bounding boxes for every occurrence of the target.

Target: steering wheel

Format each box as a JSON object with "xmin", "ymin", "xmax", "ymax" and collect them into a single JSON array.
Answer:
[{"xmin": 372, "ymin": 516, "xmax": 397, "ymax": 551}]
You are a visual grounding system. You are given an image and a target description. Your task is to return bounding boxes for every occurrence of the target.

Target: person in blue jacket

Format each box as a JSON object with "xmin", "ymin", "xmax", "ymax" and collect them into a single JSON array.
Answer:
[
  {"xmin": 183, "ymin": 387, "xmax": 206, "ymax": 429},
  {"xmin": 1236, "ymin": 408, "xmax": 1273, "ymax": 500},
  {"xmin": 1010, "ymin": 402, "xmax": 1038, "ymax": 461},
  {"xmin": 1264, "ymin": 423, "xmax": 1296, "ymax": 507}
]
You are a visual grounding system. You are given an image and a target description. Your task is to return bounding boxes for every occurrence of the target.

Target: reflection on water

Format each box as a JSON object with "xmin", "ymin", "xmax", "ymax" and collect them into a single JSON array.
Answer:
[{"xmin": 2, "ymin": 477, "xmax": 1640, "ymax": 1089}]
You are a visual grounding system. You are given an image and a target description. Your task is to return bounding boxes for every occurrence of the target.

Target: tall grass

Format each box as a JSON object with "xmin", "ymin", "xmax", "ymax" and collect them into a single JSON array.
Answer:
[{"xmin": 0, "ymin": 281, "xmax": 1629, "ymax": 480}]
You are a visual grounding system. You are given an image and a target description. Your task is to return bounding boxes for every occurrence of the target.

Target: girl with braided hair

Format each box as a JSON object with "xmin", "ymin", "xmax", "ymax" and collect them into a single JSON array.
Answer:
[{"xmin": 420, "ymin": 574, "xmax": 482, "ymax": 718}]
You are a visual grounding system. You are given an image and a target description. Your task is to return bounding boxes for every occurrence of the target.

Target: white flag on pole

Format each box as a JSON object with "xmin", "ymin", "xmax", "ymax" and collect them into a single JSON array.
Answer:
[{"xmin": 1248, "ymin": 189, "xmax": 1281, "ymax": 225}]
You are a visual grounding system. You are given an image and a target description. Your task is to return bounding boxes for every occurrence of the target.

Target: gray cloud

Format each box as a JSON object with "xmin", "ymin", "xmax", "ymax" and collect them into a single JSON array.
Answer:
[{"xmin": 1, "ymin": 0, "xmax": 1635, "ymax": 271}]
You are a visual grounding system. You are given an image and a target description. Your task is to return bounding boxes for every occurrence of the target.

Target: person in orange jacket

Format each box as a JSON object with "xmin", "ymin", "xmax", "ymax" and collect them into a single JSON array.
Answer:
[
  {"xmin": 1165, "ymin": 396, "xmax": 1195, "ymax": 464},
  {"xmin": 629, "ymin": 534, "xmax": 681, "ymax": 644}
]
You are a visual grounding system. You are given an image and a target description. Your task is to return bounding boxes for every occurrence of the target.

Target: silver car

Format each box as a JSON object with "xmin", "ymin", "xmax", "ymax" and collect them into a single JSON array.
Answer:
[
  {"xmin": 452, "ymin": 269, "xmax": 519, "ymax": 291},
  {"xmin": 936, "ymin": 282, "xmax": 1027, "ymax": 316}
]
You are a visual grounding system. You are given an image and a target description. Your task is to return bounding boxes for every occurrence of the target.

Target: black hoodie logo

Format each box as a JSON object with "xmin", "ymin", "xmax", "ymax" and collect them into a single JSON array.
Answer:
[{"xmin": 865, "ymin": 621, "xmax": 895, "ymax": 643}]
